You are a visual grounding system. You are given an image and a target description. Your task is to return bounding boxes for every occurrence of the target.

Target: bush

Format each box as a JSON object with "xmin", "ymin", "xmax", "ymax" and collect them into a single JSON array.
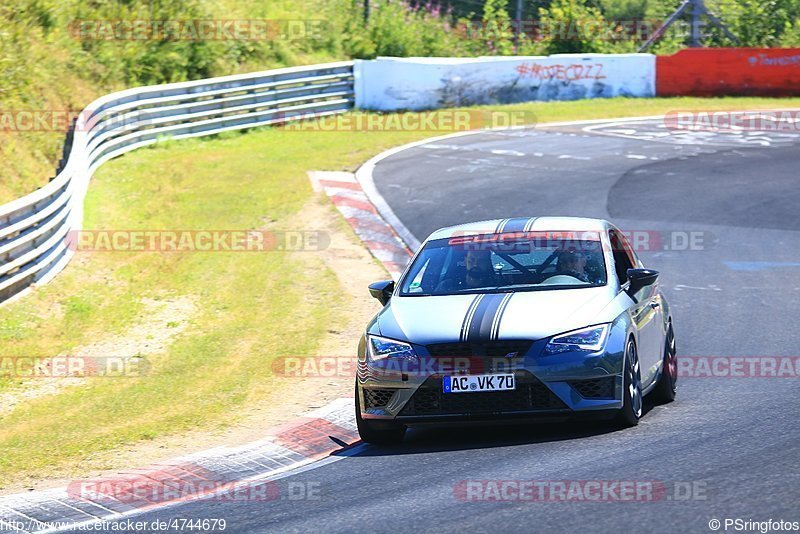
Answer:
[
  {"xmin": 709, "ymin": 0, "xmax": 792, "ymax": 47},
  {"xmin": 537, "ymin": 0, "xmax": 611, "ymax": 54},
  {"xmin": 779, "ymin": 19, "xmax": 800, "ymax": 46},
  {"xmin": 343, "ymin": 1, "xmax": 466, "ymax": 58},
  {"xmin": 480, "ymin": 0, "xmax": 515, "ymax": 55}
]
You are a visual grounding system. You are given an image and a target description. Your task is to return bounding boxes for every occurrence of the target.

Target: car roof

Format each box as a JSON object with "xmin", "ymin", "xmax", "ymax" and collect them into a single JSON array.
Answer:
[{"xmin": 425, "ymin": 216, "xmax": 613, "ymax": 241}]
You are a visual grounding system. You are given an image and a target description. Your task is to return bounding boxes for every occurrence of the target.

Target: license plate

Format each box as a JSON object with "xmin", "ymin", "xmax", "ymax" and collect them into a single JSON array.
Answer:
[{"xmin": 443, "ymin": 374, "xmax": 515, "ymax": 394}]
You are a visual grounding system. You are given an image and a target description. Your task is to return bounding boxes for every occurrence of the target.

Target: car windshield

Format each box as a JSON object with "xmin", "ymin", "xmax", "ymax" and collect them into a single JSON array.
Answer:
[{"xmin": 399, "ymin": 231, "xmax": 608, "ymax": 296}]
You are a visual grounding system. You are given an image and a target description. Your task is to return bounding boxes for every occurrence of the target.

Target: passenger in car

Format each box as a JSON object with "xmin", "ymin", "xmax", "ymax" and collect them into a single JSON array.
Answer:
[{"xmin": 556, "ymin": 249, "xmax": 591, "ymax": 283}]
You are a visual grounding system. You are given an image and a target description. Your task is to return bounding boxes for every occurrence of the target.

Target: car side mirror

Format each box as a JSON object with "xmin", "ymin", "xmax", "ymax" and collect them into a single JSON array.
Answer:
[
  {"xmin": 626, "ymin": 268, "xmax": 659, "ymax": 296},
  {"xmin": 368, "ymin": 280, "xmax": 395, "ymax": 306}
]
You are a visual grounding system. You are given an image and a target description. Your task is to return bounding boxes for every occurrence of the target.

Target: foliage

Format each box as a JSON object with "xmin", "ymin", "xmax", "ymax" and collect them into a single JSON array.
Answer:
[
  {"xmin": 708, "ymin": 0, "xmax": 793, "ymax": 47},
  {"xmin": 342, "ymin": 0, "xmax": 467, "ymax": 58},
  {"xmin": 2, "ymin": 0, "xmax": 799, "ymax": 202},
  {"xmin": 481, "ymin": 0, "xmax": 516, "ymax": 54},
  {"xmin": 780, "ymin": 18, "xmax": 800, "ymax": 45},
  {"xmin": 537, "ymin": 0, "xmax": 610, "ymax": 53},
  {"xmin": 598, "ymin": 0, "xmax": 649, "ymax": 21}
]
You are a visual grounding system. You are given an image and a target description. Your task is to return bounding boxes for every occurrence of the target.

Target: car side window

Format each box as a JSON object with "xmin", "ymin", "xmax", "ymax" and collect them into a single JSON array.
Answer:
[
  {"xmin": 406, "ymin": 258, "xmax": 430, "ymax": 293},
  {"xmin": 609, "ymin": 230, "xmax": 635, "ymax": 286}
]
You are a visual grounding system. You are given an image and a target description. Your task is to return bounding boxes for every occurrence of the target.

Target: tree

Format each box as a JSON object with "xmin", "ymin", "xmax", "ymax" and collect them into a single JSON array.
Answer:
[
  {"xmin": 710, "ymin": 0, "xmax": 790, "ymax": 46},
  {"xmin": 537, "ymin": 0, "xmax": 610, "ymax": 54},
  {"xmin": 482, "ymin": 0, "xmax": 515, "ymax": 54}
]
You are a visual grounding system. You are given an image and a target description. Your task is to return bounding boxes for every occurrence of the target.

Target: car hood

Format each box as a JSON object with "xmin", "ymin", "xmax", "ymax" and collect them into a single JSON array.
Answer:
[{"xmin": 377, "ymin": 286, "xmax": 618, "ymax": 345}]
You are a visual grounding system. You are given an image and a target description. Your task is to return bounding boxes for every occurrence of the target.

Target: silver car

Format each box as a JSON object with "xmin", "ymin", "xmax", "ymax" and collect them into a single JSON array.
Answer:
[{"xmin": 356, "ymin": 217, "xmax": 677, "ymax": 444}]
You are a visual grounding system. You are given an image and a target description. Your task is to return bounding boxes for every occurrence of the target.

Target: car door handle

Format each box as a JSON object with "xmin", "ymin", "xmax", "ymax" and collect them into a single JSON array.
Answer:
[{"xmin": 649, "ymin": 301, "xmax": 660, "ymax": 309}]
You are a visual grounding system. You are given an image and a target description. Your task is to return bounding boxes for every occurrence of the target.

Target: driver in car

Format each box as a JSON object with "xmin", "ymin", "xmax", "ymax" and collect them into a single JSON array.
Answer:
[
  {"xmin": 436, "ymin": 249, "xmax": 497, "ymax": 291},
  {"xmin": 556, "ymin": 249, "xmax": 591, "ymax": 283}
]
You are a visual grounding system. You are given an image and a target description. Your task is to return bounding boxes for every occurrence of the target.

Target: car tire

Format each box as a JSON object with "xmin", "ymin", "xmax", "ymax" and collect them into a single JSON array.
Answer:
[
  {"xmin": 649, "ymin": 323, "xmax": 677, "ymax": 404},
  {"xmin": 616, "ymin": 338, "xmax": 643, "ymax": 427},
  {"xmin": 355, "ymin": 383, "xmax": 406, "ymax": 445}
]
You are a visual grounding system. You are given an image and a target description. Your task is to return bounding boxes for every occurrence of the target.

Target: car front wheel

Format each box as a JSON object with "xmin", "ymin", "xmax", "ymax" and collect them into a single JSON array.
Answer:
[
  {"xmin": 616, "ymin": 338, "xmax": 643, "ymax": 427},
  {"xmin": 650, "ymin": 323, "xmax": 677, "ymax": 403}
]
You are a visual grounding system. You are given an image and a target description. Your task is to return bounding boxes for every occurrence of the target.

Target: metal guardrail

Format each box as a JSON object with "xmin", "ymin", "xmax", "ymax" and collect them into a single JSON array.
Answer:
[{"xmin": 0, "ymin": 61, "xmax": 354, "ymax": 303}]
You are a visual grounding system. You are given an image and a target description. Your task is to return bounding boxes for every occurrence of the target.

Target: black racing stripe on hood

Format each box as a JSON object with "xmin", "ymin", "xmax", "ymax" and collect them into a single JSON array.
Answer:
[
  {"xmin": 490, "ymin": 293, "xmax": 514, "ymax": 340},
  {"xmin": 494, "ymin": 219, "xmax": 510, "ymax": 233},
  {"xmin": 499, "ymin": 217, "xmax": 534, "ymax": 233},
  {"xmin": 460, "ymin": 294, "xmax": 484, "ymax": 342},
  {"xmin": 466, "ymin": 293, "xmax": 507, "ymax": 342}
]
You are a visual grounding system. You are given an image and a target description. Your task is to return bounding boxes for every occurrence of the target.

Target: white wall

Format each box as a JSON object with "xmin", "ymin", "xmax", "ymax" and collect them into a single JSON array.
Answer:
[{"xmin": 354, "ymin": 54, "xmax": 655, "ymax": 111}]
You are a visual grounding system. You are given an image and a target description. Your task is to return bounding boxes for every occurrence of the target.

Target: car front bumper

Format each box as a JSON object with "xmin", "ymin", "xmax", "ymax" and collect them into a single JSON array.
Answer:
[{"xmin": 358, "ymin": 334, "xmax": 627, "ymax": 424}]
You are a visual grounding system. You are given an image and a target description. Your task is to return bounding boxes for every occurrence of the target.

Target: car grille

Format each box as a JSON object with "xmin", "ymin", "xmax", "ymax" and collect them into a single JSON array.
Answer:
[
  {"xmin": 363, "ymin": 388, "xmax": 396, "ymax": 409},
  {"xmin": 568, "ymin": 377, "xmax": 616, "ymax": 399},
  {"xmin": 425, "ymin": 340, "xmax": 533, "ymax": 360},
  {"xmin": 399, "ymin": 370, "xmax": 567, "ymax": 416}
]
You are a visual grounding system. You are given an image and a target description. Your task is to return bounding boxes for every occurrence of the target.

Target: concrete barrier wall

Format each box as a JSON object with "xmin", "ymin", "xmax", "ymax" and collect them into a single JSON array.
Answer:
[
  {"xmin": 355, "ymin": 54, "xmax": 656, "ymax": 111},
  {"xmin": 657, "ymin": 48, "xmax": 800, "ymax": 97}
]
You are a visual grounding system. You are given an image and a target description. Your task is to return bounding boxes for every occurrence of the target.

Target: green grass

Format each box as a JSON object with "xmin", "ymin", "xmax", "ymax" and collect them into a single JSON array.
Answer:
[
  {"xmin": 472, "ymin": 96, "xmax": 800, "ymax": 123},
  {"xmin": 0, "ymin": 96, "xmax": 799, "ymax": 485}
]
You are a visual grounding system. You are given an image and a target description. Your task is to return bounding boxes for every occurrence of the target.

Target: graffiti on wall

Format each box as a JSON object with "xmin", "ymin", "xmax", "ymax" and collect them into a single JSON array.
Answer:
[
  {"xmin": 748, "ymin": 53, "xmax": 800, "ymax": 67},
  {"xmin": 354, "ymin": 56, "xmax": 656, "ymax": 110},
  {"xmin": 515, "ymin": 62, "xmax": 607, "ymax": 82}
]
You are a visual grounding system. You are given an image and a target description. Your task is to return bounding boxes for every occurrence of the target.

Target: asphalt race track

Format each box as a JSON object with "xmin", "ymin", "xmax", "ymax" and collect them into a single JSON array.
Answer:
[{"xmin": 88, "ymin": 118, "xmax": 800, "ymax": 533}]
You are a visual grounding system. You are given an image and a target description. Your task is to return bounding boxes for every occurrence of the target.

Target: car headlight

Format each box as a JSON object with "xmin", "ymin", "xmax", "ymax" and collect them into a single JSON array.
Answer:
[
  {"xmin": 367, "ymin": 335, "xmax": 418, "ymax": 363},
  {"xmin": 544, "ymin": 324, "xmax": 610, "ymax": 355}
]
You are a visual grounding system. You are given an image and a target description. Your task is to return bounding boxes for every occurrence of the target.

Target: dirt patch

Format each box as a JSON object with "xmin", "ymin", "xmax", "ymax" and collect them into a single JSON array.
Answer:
[
  {"xmin": 0, "ymin": 296, "xmax": 197, "ymax": 419},
  {"xmin": 1, "ymin": 192, "xmax": 386, "ymax": 494}
]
